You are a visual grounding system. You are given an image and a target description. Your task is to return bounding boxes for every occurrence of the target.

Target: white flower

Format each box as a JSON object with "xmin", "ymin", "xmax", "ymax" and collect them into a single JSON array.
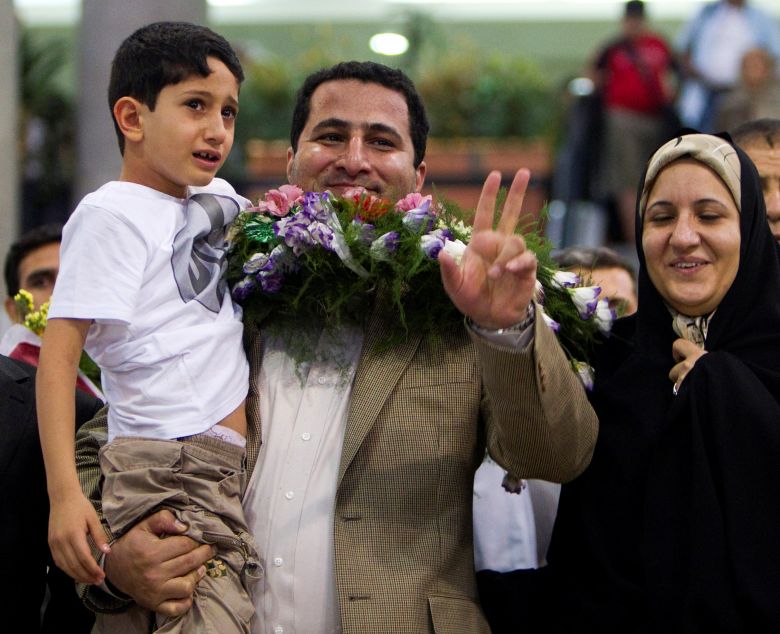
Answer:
[
  {"xmin": 539, "ymin": 306, "xmax": 560, "ymax": 333},
  {"xmin": 442, "ymin": 238, "xmax": 468, "ymax": 265},
  {"xmin": 534, "ymin": 279, "xmax": 545, "ymax": 304},
  {"xmin": 570, "ymin": 286, "xmax": 601, "ymax": 319},
  {"xmin": 552, "ymin": 270, "xmax": 580, "ymax": 288},
  {"xmin": 573, "ymin": 361, "xmax": 594, "ymax": 391},
  {"xmin": 593, "ymin": 298, "xmax": 615, "ymax": 334}
]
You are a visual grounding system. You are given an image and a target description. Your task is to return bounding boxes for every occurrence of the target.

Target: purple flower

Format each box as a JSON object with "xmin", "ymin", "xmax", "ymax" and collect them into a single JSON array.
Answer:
[
  {"xmin": 593, "ymin": 299, "xmax": 615, "ymax": 334},
  {"xmin": 243, "ymin": 252, "xmax": 270, "ymax": 275},
  {"xmin": 232, "ymin": 277, "xmax": 257, "ymax": 301},
  {"xmin": 420, "ymin": 233, "xmax": 445, "ymax": 259},
  {"xmin": 539, "ymin": 307, "xmax": 560, "ymax": 333},
  {"xmin": 401, "ymin": 200, "xmax": 436, "ymax": 233},
  {"xmin": 570, "ymin": 286, "xmax": 601, "ymax": 319},
  {"xmin": 351, "ymin": 219, "xmax": 376, "ymax": 244},
  {"xmin": 310, "ymin": 221, "xmax": 335, "ymax": 251},
  {"xmin": 370, "ymin": 231, "xmax": 400, "ymax": 261},
  {"xmin": 574, "ymin": 361, "xmax": 595, "ymax": 391},
  {"xmin": 258, "ymin": 271, "xmax": 284, "ymax": 293},
  {"xmin": 552, "ymin": 270, "xmax": 580, "ymax": 289}
]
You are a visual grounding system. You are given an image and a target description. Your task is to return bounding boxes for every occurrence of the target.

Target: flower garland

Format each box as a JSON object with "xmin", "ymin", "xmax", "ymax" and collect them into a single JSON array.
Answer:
[{"xmin": 227, "ymin": 185, "xmax": 614, "ymax": 385}]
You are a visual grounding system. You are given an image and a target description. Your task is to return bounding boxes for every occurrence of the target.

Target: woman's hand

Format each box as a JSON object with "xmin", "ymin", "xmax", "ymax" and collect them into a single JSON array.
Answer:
[{"xmin": 669, "ymin": 338, "xmax": 707, "ymax": 395}]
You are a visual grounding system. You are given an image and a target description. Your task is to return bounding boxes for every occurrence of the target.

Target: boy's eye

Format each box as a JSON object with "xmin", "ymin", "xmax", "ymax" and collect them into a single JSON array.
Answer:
[
  {"xmin": 222, "ymin": 107, "xmax": 237, "ymax": 120},
  {"xmin": 186, "ymin": 99, "xmax": 204, "ymax": 110}
]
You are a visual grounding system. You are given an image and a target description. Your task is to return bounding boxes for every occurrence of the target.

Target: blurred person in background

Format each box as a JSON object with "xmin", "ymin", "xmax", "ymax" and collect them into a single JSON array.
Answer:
[
  {"xmin": 677, "ymin": 0, "xmax": 780, "ymax": 131},
  {"xmin": 591, "ymin": 0, "xmax": 678, "ymax": 245},
  {"xmin": 714, "ymin": 48, "xmax": 780, "ymax": 131},
  {"xmin": 732, "ymin": 117, "xmax": 780, "ymax": 242}
]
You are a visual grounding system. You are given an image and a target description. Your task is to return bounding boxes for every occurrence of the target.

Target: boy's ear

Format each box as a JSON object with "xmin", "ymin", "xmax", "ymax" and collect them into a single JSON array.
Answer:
[{"xmin": 113, "ymin": 97, "xmax": 145, "ymax": 144}]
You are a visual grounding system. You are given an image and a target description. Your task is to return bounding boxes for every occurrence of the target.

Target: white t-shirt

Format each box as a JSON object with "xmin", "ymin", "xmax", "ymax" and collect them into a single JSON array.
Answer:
[{"xmin": 50, "ymin": 179, "xmax": 250, "ymax": 441}]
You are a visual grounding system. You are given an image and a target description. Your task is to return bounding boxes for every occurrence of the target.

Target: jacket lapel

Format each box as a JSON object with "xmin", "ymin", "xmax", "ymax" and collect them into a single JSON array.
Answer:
[{"xmin": 337, "ymin": 306, "xmax": 421, "ymax": 486}]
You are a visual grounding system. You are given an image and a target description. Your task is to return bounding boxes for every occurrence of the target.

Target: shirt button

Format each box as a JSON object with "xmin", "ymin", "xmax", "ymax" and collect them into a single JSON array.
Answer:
[
  {"xmin": 317, "ymin": 376, "xmax": 327, "ymax": 385},
  {"xmin": 301, "ymin": 432, "xmax": 311, "ymax": 441},
  {"xmin": 285, "ymin": 490, "xmax": 295, "ymax": 500},
  {"xmin": 274, "ymin": 627, "xmax": 284, "ymax": 634},
  {"xmin": 273, "ymin": 557, "xmax": 283, "ymax": 567}
]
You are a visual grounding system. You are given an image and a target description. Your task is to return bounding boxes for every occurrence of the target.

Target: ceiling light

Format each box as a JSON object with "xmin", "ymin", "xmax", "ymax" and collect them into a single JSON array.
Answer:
[{"xmin": 369, "ymin": 33, "xmax": 409, "ymax": 56}]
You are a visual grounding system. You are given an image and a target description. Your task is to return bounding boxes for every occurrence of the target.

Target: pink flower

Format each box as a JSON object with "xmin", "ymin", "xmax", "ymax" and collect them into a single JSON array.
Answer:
[
  {"xmin": 255, "ymin": 185, "xmax": 304, "ymax": 217},
  {"xmin": 394, "ymin": 192, "xmax": 433, "ymax": 213}
]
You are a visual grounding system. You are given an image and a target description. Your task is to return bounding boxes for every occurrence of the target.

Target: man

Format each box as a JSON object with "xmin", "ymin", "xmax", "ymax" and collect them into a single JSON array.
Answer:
[
  {"xmin": 591, "ymin": 0, "xmax": 678, "ymax": 244},
  {"xmin": 732, "ymin": 118, "xmax": 780, "ymax": 242},
  {"xmin": 554, "ymin": 245, "xmax": 638, "ymax": 316},
  {"xmin": 76, "ymin": 61, "xmax": 597, "ymax": 633},
  {"xmin": 3, "ymin": 223, "xmax": 61, "ymax": 322},
  {"xmin": 2, "ymin": 223, "xmax": 102, "ymax": 397},
  {"xmin": 714, "ymin": 48, "xmax": 780, "ymax": 131},
  {"xmin": 1, "ymin": 354, "xmax": 102, "ymax": 633},
  {"xmin": 677, "ymin": 0, "xmax": 780, "ymax": 131},
  {"xmin": 2, "ymin": 223, "xmax": 62, "ymax": 364}
]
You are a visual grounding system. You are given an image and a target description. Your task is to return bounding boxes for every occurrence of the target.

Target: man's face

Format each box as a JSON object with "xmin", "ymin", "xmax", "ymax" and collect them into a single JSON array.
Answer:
[
  {"xmin": 4, "ymin": 241, "xmax": 60, "ymax": 322},
  {"xmin": 591, "ymin": 266, "xmax": 638, "ymax": 316},
  {"xmin": 287, "ymin": 79, "xmax": 426, "ymax": 199},
  {"xmin": 744, "ymin": 142, "xmax": 780, "ymax": 243}
]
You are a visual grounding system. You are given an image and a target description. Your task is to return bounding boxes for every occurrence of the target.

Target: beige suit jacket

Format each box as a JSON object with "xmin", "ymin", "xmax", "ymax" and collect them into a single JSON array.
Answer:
[{"xmin": 77, "ymin": 302, "xmax": 597, "ymax": 633}]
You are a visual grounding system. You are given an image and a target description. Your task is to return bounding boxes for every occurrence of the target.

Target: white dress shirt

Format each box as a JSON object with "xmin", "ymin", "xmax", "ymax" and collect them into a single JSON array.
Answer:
[{"xmin": 243, "ymin": 326, "xmax": 363, "ymax": 634}]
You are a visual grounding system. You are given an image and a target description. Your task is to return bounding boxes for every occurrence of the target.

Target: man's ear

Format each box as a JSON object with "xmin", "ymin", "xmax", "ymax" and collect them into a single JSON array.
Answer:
[
  {"xmin": 113, "ymin": 97, "xmax": 145, "ymax": 145},
  {"xmin": 286, "ymin": 146, "xmax": 295, "ymax": 185},
  {"xmin": 4, "ymin": 296, "xmax": 20, "ymax": 324}
]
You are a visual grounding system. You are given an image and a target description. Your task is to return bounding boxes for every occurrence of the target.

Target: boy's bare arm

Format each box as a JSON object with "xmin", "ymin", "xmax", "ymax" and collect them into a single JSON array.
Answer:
[{"xmin": 37, "ymin": 317, "xmax": 109, "ymax": 583}]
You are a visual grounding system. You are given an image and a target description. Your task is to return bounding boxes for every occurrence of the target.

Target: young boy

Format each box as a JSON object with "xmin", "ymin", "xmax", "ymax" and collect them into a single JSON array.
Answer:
[{"xmin": 37, "ymin": 22, "xmax": 259, "ymax": 633}]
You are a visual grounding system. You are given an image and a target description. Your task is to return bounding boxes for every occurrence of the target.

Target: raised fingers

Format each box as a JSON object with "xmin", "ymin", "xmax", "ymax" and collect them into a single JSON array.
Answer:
[
  {"xmin": 473, "ymin": 171, "xmax": 502, "ymax": 233},
  {"xmin": 496, "ymin": 169, "xmax": 531, "ymax": 234}
]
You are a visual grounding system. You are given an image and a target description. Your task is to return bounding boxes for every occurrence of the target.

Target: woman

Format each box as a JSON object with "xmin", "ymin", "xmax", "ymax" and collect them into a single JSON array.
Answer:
[{"xmin": 543, "ymin": 134, "xmax": 780, "ymax": 632}]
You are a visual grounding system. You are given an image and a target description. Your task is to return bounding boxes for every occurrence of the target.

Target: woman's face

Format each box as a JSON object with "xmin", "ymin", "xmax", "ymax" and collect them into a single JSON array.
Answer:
[{"xmin": 642, "ymin": 159, "xmax": 741, "ymax": 316}]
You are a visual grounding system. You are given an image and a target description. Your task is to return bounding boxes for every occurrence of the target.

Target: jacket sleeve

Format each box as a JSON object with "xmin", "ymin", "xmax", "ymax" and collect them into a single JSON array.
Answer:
[
  {"xmin": 74, "ymin": 407, "xmax": 133, "ymax": 613},
  {"xmin": 474, "ymin": 302, "xmax": 598, "ymax": 483}
]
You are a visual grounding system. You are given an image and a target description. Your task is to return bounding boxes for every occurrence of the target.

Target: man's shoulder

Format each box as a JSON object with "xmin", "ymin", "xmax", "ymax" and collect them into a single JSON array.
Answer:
[{"xmin": 0, "ymin": 354, "xmax": 35, "ymax": 385}]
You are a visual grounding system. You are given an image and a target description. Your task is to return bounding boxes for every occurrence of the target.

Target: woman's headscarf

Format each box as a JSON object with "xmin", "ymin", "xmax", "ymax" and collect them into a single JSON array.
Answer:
[{"xmin": 547, "ymin": 133, "xmax": 780, "ymax": 631}]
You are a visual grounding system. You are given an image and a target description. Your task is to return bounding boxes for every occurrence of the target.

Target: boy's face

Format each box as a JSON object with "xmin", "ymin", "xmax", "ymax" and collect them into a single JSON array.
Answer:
[{"xmin": 121, "ymin": 56, "xmax": 239, "ymax": 198}]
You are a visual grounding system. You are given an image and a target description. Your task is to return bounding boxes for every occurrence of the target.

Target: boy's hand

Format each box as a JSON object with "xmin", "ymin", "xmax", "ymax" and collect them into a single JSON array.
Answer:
[{"xmin": 49, "ymin": 494, "xmax": 111, "ymax": 585}]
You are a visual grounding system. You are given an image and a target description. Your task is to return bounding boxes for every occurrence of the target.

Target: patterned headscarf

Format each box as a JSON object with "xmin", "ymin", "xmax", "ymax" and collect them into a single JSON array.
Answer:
[{"xmin": 638, "ymin": 133, "xmax": 742, "ymax": 220}]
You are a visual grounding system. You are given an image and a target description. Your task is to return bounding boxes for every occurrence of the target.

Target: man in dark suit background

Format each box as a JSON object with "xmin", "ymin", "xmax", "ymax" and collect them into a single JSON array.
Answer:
[{"xmin": 0, "ymin": 354, "xmax": 102, "ymax": 632}]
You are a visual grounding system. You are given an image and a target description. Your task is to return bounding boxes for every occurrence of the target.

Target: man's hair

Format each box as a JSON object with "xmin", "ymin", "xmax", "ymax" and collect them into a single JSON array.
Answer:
[
  {"xmin": 4, "ymin": 223, "xmax": 62, "ymax": 297},
  {"xmin": 289, "ymin": 61, "xmax": 429, "ymax": 168},
  {"xmin": 108, "ymin": 21, "xmax": 244, "ymax": 154},
  {"xmin": 624, "ymin": 0, "xmax": 645, "ymax": 19},
  {"xmin": 553, "ymin": 245, "xmax": 636, "ymax": 283},
  {"xmin": 731, "ymin": 118, "xmax": 780, "ymax": 150}
]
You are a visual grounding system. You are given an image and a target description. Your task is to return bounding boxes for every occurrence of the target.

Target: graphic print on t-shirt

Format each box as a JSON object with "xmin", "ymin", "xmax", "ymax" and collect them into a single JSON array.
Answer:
[{"xmin": 171, "ymin": 193, "xmax": 240, "ymax": 313}]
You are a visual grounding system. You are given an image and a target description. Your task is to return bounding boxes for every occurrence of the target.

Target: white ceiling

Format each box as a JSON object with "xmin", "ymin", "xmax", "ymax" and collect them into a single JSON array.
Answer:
[{"xmin": 14, "ymin": 0, "xmax": 780, "ymax": 25}]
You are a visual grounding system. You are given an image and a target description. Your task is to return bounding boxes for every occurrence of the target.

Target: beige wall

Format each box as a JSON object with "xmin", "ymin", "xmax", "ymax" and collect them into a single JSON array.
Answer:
[{"xmin": 1, "ymin": 0, "xmax": 19, "ymax": 335}]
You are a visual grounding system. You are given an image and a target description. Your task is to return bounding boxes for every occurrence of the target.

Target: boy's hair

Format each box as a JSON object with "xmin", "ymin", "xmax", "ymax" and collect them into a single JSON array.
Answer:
[
  {"xmin": 108, "ymin": 21, "xmax": 244, "ymax": 154},
  {"xmin": 4, "ymin": 223, "xmax": 63, "ymax": 297},
  {"xmin": 290, "ymin": 61, "xmax": 429, "ymax": 168},
  {"xmin": 731, "ymin": 118, "xmax": 780, "ymax": 150}
]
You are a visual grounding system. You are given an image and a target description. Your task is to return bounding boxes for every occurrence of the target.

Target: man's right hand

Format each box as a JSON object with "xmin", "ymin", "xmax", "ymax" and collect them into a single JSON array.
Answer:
[{"xmin": 104, "ymin": 509, "xmax": 215, "ymax": 617}]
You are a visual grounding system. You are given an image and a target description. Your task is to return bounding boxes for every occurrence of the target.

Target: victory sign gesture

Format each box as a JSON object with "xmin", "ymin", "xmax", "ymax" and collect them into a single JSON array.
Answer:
[{"xmin": 439, "ymin": 169, "xmax": 537, "ymax": 330}]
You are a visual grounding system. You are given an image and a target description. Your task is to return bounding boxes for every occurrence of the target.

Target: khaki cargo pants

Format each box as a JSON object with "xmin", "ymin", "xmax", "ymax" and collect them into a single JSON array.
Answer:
[{"xmin": 93, "ymin": 433, "xmax": 262, "ymax": 633}]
